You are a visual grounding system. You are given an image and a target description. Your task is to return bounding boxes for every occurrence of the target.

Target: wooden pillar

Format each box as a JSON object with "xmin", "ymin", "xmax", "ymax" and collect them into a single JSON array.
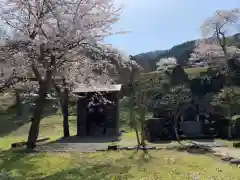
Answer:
[
  {"xmin": 115, "ymin": 92, "xmax": 120, "ymax": 136},
  {"xmin": 180, "ymin": 115, "xmax": 183, "ymax": 122},
  {"xmin": 196, "ymin": 115, "xmax": 199, "ymax": 121},
  {"xmin": 77, "ymin": 96, "xmax": 87, "ymax": 136},
  {"xmin": 104, "ymin": 91, "xmax": 120, "ymax": 136},
  {"xmin": 15, "ymin": 90, "xmax": 22, "ymax": 117}
]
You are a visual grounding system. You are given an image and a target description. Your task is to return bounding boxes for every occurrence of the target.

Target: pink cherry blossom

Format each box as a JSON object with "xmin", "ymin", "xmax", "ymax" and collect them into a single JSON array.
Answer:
[{"xmin": 0, "ymin": 0, "xmax": 134, "ymax": 92}]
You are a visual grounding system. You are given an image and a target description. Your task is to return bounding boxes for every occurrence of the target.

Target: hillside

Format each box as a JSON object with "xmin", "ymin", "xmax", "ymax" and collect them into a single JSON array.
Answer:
[
  {"xmin": 134, "ymin": 33, "xmax": 240, "ymax": 72},
  {"xmin": 133, "ymin": 50, "xmax": 167, "ymax": 72},
  {"xmin": 132, "ymin": 40, "xmax": 195, "ymax": 72}
]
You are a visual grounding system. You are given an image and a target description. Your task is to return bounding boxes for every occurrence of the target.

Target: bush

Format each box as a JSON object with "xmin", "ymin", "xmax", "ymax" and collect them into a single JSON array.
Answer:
[
  {"xmin": 233, "ymin": 141, "xmax": 240, "ymax": 148},
  {"xmin": 232, "ymin": 115, "xmax": 240, "ymax": 138},
  {"xmin": 68, "ymin": 104, "xmax": 77, "ymax": 116},
  {"xmin": 232, "ymin": 115, "xmax": 240, "ymax": 121},
  {"xmin": 0, "ymin": 170, "xmax": 13, "ymax": 180}
]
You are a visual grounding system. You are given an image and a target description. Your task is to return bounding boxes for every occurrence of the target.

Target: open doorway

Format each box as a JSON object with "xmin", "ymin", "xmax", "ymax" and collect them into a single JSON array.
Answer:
[{"xmin": 86, "ymin": 93, "xmax": 107, "ymax": 136}]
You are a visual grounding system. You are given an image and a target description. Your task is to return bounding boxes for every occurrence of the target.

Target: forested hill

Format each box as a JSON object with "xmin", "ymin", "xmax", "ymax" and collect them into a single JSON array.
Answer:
[
  {"xmin": 133, "ymin": 50, "xmax": 167, "ymax": 72},
  {"xmin": 133, "ymin": 40, "xmax": 195, "ymax": 72},
  {"xmin": 133, "ymin": 33, "xmax": 240, "ymax": 72}
]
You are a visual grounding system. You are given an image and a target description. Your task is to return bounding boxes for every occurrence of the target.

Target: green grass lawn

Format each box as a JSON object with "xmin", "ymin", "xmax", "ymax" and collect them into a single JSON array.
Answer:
[
  {"xmin": 2, "ymin": 69, "xmax": 240, "ymax": 179},
  {"xmin": 1, "ymin": 92, "xmax": 240, "ymax": 180},
  {"xmin": 0, "ymin": 115, "xmax": 240, "ymax": 179},
  {"xmin": 0, "ymin": 115, "xmax": 78, "ymax": 149},
  {"xmin": 1, "ymin": 148, "xmax": 240, "ymax": 179},
  {"xmin": 184, "ymin": 67, "xmax": 207, "ymax": 77}
]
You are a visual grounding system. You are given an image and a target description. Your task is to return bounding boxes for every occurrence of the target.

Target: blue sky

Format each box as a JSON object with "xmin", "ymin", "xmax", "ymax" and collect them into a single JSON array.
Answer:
[{"xmin": 105, "ymin": 0, "xmax": 239, "ymax": 55}]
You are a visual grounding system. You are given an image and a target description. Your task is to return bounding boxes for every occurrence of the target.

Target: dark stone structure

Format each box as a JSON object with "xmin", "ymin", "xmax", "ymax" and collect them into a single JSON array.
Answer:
[
  {"xmin": 170, "ymin": 65, "xmax": 188, "ymax": 85},
  {"xmin": 178, "ymin": 103, "xmax": 202, "ymax": 137},
  {"xmin": 73, "ymin": 84, "xmax": 121, "ymax": 137}
]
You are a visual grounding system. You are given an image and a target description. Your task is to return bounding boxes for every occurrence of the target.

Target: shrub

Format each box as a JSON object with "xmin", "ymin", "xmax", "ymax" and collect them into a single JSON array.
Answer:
[
  {"xmin": 0, "ymin": 170, "xmax": 13, "ymax": 180},
  {"xmin": 232, "ymin": 115, "xmax": 240, "ymax": 138},
  {"xmin": 233, "ymin": 141, "xmax": 240, "ymax": 148}
]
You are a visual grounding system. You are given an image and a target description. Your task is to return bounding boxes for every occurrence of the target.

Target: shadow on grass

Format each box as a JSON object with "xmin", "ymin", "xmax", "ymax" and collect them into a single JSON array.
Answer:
[
  {"xmin": 50, "ymin": 135, "xmax": 120, "ymax": 144},
  {"xmin": 149, "ymin": 140, "xmax": 173, "ymax": 144},
  {"xmin": 38, "ymin": 163, "xmax": 133, "ymax": 180},
  {"xmin": 36, "ymin": 136, "xmax": 120, "ymax": 152},
  {"xmin": 0, "ymin": 149, "xmax": 30, "ymax": 169},
  {"xmin": 0, "ymin": 106, "xmax": 31, "ymax": 137},
  {"xmin": 168, "ymin": 145, "xmax": 214, "ymax": 156},
  {"xmin": 0, "ymin": 149, "xmax": 44, "ymax": 180},
  {"xmin": 119, "ymin": 149, "xmax": 154, "ymax": 169},
  {"xmin": 0, "ymin": 149, "xmax": 133, "ymax": 180},
  {"xmin": 0, "ymin": 104, "xmax": 60, "ymax": 137},
  {"xmin": 190, "ymin": 139, "xmax": 215, "ymax": 143}
]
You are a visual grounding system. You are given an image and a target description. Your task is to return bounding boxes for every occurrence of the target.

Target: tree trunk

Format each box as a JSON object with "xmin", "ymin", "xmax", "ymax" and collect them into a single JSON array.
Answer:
[
  {"xmin": 174, "ymin": 113, "xmax": 182, "ymax": 144},
  {"xmin": 15, "ymin": 91, "xmax": 21, "ymax": 117},
  {"xmin": 27, "ymin": 86, "xmax": 47, "ymax": 149},
  {"xmin": 140, "ymin": 125, "xmax": 145, "ymax": 147},
  {"xmin": 174, "ymin": 106, "xmax": 182, "ymax": 145},
  {"xmin": 130, "ymin": 105, "xmax": 140, "ymax": 146},
  {"xmin": 134, "ymin": 126, "xmax": 141, "ymax": 147},
  {"xmin": 132, "ymin": 110, "xmax": 140, "ymax": 146},
  {"xmin": 26, "ymin": 51, "xmax": 56, "ymax": 149},
  {"xmin": 62, "ymin": 88, "xmax": 70, "ymax": 138},
  {"xmin": 129, "ymin": 83, "xmax": 141, "ymax": 147},
  {"xmin": 52, "ymin": 81, "xmax": 70, "ymax": 138},
  {"xmin": 139, "ymin": 106, "xmax": 146, "ymax": 148},
  {"xmin": 228, "ymin": 106, "xmax": 232, "ymax": 139}
]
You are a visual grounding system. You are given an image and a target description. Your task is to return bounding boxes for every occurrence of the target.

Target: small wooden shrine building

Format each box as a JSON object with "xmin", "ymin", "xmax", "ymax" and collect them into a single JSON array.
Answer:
[{"xmin": 73, "ymin": 84, "xmax": 122, "ymax": 137}]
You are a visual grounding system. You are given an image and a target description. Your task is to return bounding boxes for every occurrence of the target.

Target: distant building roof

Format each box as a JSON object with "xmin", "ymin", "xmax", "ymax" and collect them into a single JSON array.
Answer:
[{"xmin": 73, "ymin": 84, "xmax": 122, "ymax": 93}]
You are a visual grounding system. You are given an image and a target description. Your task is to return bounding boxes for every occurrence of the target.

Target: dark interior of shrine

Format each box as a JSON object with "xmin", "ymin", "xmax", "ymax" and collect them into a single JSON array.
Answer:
[
  {"xmin": 75, "ymin": 86, "xmax": 120, "ymax": 137},
  {"xmin": 85, "ymin": 92, "xmax": 108, "ymax": 136}
]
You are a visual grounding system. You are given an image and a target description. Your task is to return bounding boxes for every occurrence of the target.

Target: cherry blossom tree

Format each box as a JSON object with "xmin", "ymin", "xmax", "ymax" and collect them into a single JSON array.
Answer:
[
  {"xmin": 156, "ymin": 57, "xmax": 177, "ymax": 71},
  {"xmin": 189, "ymin": 39, "xmax": 240, "ymax": 69},
  {"xmin": 190, "ymin": 9, "xmax": 240, "ymax": 65},
  {"xmin": 200, "ymin": 8, "xmax": 240, "ymax": 55},
  {"xmin": 52, "ymin": 47, "xmax": 135, "ymax": 138},
  {"xmin": 189, "ymin": 8, "xmax": 240, "ymax": 138},
  {"xmin": 126, "ymin": 58, "xmax": 142, "ymax": 146},
  {"xmin": 161, "ymin": 85, "xmax": 192, "ymax": 143},
  {"xmin": 212, "ymin": 86, "xmax": 240, "ymax": 138},
  {"xmin": 0, "ymin": 0, "xmax": 125, "ymax": 149},
  {"xmin": 0, "ymin": 47, "xmax": 39, "ymax": 116},
  {"xmin": 189, "ymin": 8, "xmax": 240, "ymax": 74}
]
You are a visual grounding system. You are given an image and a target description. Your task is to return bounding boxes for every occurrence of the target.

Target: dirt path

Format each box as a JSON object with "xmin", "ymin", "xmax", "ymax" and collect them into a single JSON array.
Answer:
[
  {"xmin": 212, "ymin": 147, "xmax": 240, "ymax": 159},
  {"xmin": 35, "ymin": 137, "xmax": 240, "ymax": 161},
  {"xmin": 190, "ymin": 140, "xmax": 240, "ymax": 163},
  {"xmin": 36, "ymin": 142, "xmax": 108, "ymax": 152}
]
